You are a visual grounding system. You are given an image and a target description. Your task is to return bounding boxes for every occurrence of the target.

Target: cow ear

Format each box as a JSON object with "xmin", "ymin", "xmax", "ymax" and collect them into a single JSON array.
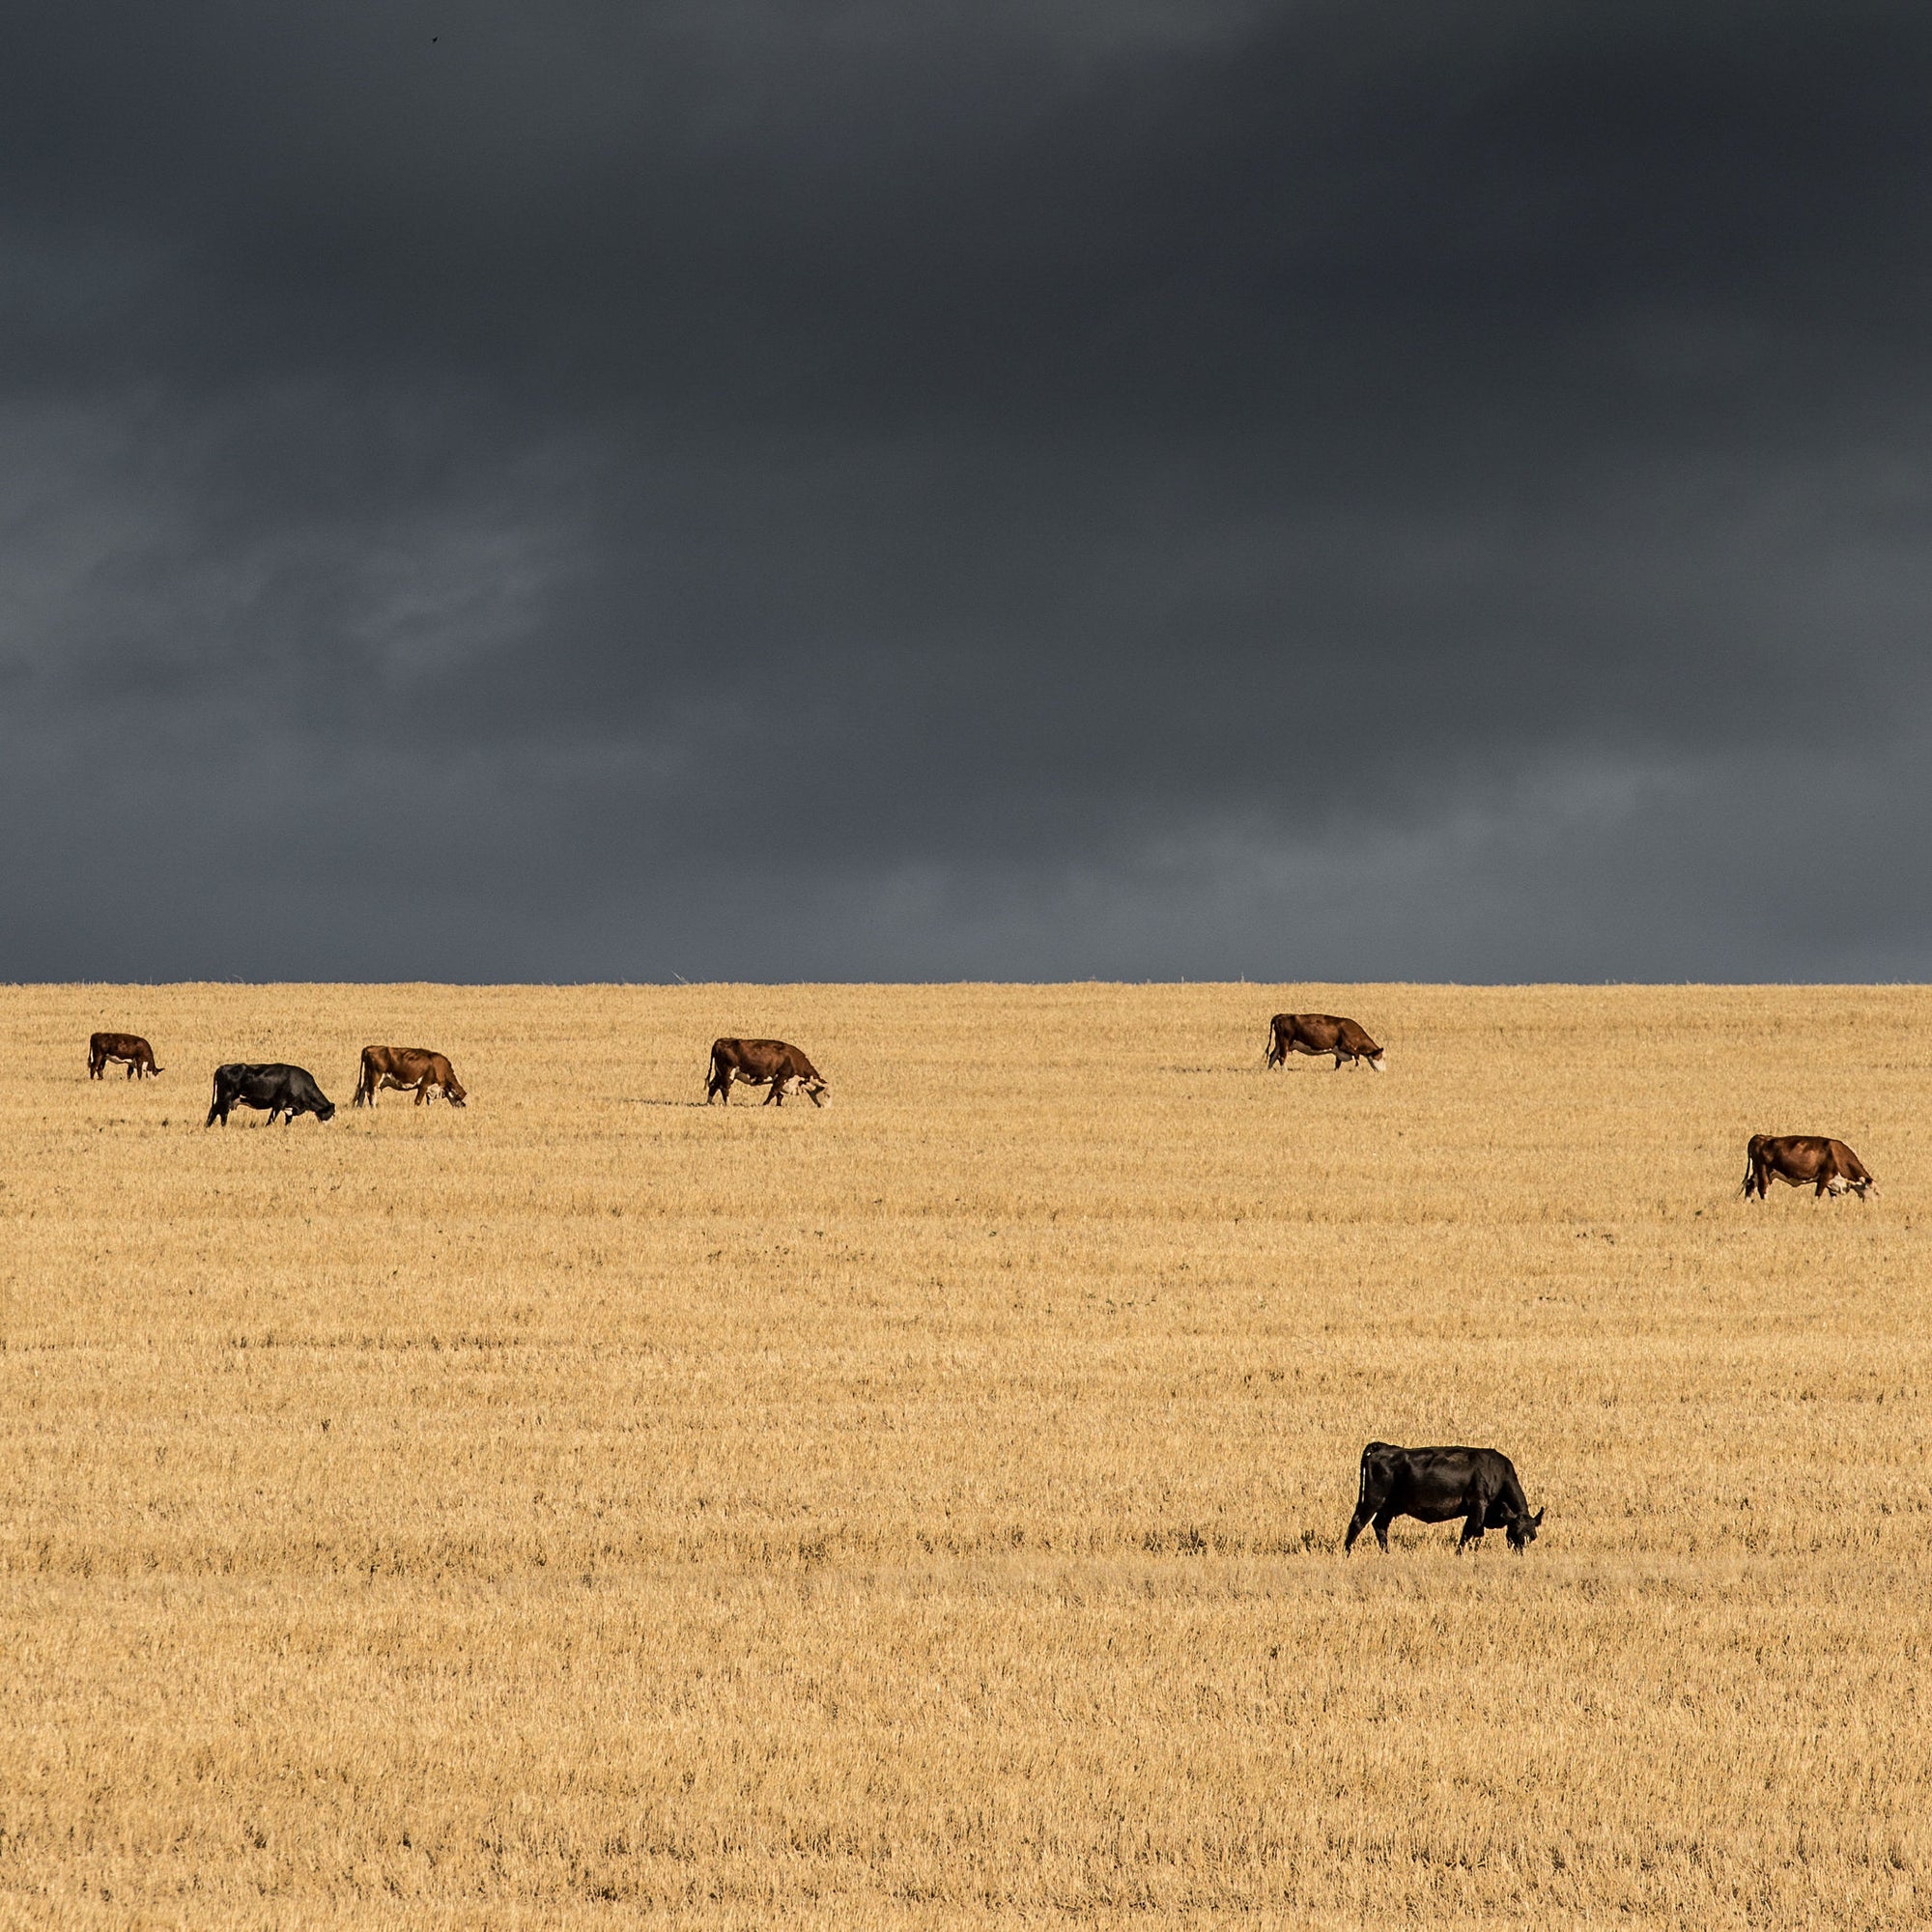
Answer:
[{"xmin": 1532, "ymin": 1508, "xmax": 1545, "ymax": 1527}]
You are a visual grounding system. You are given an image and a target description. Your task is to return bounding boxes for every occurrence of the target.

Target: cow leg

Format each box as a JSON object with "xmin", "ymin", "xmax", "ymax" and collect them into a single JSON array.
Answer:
[
  {"xmin": 1371, "ymin": 1510, "xmax": 1393, "ymax": 1551},
  {"xmin": 1459, "ymin": 1488, "xmax": 1492, "ymax": 1551},
  {"xmin": 415, "ymin": 1076, "xmax": 429, "ymax": 1106},
  {"xmin": 1344, "ymin": 1502, "xmax": 1374, "ymax": 1552}
]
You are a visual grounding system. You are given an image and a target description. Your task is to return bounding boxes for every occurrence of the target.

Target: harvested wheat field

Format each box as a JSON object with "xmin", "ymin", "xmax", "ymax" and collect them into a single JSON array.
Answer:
[{"xmin": 2, "ymin": 981, "xmax": 1928, "ymax": 1927}]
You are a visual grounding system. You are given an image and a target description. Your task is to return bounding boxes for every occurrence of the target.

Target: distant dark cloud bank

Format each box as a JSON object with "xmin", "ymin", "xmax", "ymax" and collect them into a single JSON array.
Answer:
[{"xmin": 4, "ymin": 1, "xmax": 1929, "ymax": 980}]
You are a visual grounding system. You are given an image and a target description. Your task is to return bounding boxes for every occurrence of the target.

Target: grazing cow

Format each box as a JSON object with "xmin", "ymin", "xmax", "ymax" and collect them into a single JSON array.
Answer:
[
  {"xmin": 354, "ymin": 1045, "xmax": 467, "ymax": 1108},
  {"xmin": 1265, "ymin": 1012, "xmax": 1385, "ymax": 1071},
  {"xmin": 205, "ymin": 1064, "xmax": 336, "ymax": 1127},
  {"xmin": 1344, "ymin": 1442, "xmax": 1544, "ymax": 1553},
  {"xmin": 89, "ymin": 1032, "xmax": 161, "ymax": 1080},
  {"xmin": 705, "ymin": 1037, "xmax": 828, "ymax": 1107},
  {"xmin": 1742, "ymin": 1134, "xmax": 1877, "ymax": 1202}
]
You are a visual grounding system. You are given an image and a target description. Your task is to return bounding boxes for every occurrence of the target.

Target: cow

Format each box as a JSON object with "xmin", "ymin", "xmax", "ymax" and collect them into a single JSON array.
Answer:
[
  {"xmin": 705, "ymin": 1037, "xmax": 828, "ymax": 1107},
  {"xmin": 353, "ymin": 1045, "xmax": 467, "ymax": 1108},
  {"xmin": 1344, "ymin": 1442, "xmax": 1544, "ymax": 1554},
  {"xmin": 205, "ymin": 1064, "xmax": 336, "ymax": 1127},
  {"xmin": 89, "ymin": 1032, "xmax": 161, "ymax": 1080},
  {"xmin": 1265, "ymin": 1012, "xmax": 1385, "ymax": 1071},
  {"xmin": 1742, "ymin": 1134, "xmax": 1877, "ymax": 1202}
]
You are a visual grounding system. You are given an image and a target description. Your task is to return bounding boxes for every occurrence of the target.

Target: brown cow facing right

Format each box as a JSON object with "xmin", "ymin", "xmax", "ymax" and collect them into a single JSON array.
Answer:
[
  {"xmin": 354, "ymin": 1045, "xmax": 468, "ymax": 1108},
  {"xmin": 1265, "ymin": 1012, "xmax": 1385, "ymax": 1071},
  {"xmin": 706, "ymin": 1038, "xmax": 828, "ymax": 1107},
  {"xmin": 1743, "ymin": 1135, "xmax": 1877, "ymax": 1202},
  {"xmin": 89, "ymin": 1032, "xmax": 161, "ymax": 1080}
]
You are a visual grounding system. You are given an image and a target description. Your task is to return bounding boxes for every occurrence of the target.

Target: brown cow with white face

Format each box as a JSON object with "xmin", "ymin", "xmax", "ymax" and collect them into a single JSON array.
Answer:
[
  {"xmin": 706, "ymin": 1038, "xmax": 828, "ymax": 1107},
  {"xmin": 89, "ymin": 1032, "xmax": 161, "ymax": 1080},
  {"xmin": 354, "ymin": 1045, "xmax": 468, "ymax": 1108},
  {"xmin": 1265, "ymin": 1012, "xmax": 1385, "ymax": 1071},
  {"xmin": 1743, "ymin": 1135, "xmax": 1876, "ymax": 1201}
]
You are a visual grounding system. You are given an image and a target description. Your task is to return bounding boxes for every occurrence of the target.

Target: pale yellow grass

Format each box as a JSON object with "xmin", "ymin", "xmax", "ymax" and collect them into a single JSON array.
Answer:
[{"xmin": 1, "ymin": 982, "xmax": 1928, "ymax": 1928}]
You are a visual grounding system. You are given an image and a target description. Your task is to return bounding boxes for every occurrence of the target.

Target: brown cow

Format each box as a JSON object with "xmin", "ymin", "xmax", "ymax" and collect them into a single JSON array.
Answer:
[
  {"xmin": 1742, "ymin": 1135, "xmax": 1876, "ymax": 1202},
  {"xmin": 1265, "ymin": 1012, "xmax": 1385, "ymax": 1071},
  {"xmin": 353, "ymin": 1045, "xmax": 468, "ymax": 1108},
  {"xmin": 89, "ymin": 1032, "xmax": 161, "ymax": 1080},
  {"xmin": 706, "ymin": 1037, "xmax": 828, "ymax": 1107}
]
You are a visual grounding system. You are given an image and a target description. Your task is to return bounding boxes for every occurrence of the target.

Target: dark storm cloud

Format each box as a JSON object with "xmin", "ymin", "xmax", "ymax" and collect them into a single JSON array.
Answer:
[{"xmin": 4, "ymin": 0, "xmax": 1930, "ymax": 979}]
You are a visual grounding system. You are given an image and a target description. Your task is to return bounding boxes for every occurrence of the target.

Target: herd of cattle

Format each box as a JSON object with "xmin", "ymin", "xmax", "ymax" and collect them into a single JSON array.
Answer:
[
  {"xmin": 87, "ymin": 1031, "xmax": 829, "ymax": 1122},
  {"xmin": 81, "ymin": 1008, "xmax": 1885, "ymax": 1552}
]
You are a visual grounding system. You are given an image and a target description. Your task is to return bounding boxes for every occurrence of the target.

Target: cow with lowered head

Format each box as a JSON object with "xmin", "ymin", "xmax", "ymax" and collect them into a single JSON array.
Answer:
[
  {"xmin": 354, "ymin": 1045, "xmax": 467, "ymax": 1108},
  {"xmin": 1266, "ymin": 1012, "xmax": 1385, "ymax": 1071},
  {"xmin": 205, "ymin": 1063, "xmax": 336, "ymax": 1127},
  {"xmin": 1742, "ymin": 1134, "xmax": 1877, "ymax": 1202},
  {"xmin": 1344, "ymin": 1441, "xmax": 1544, "ymax": 1553},
  {"xmin": 705, "ymin": 1037, "xmax": 828, "ymax": 1107},
  {"xmin": 89, "ymin": 1032, "xmax": 162, "ymax": 1080}
]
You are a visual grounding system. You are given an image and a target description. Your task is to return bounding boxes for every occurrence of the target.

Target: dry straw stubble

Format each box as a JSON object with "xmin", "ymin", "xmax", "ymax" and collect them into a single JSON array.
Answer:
[{"xmin": 1, "ymin": 981, "xmax": 1928, "ymax": 1925}]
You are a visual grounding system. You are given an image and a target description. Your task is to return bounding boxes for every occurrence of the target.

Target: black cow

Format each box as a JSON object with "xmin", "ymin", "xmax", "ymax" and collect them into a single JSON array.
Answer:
[
  {"xmin": 1344, "ymin": 1441, "xmax": 1544, "ymax": 1553},
  {"xmin": 205, "ymin": 1063, "xmax": 337, "ymax": 1127}
]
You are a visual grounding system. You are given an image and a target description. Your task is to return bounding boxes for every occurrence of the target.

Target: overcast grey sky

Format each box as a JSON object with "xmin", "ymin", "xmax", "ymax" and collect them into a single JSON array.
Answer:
[{"xmin": 3, "ymin": 0, "xmax": 1928, "ymax": 980}]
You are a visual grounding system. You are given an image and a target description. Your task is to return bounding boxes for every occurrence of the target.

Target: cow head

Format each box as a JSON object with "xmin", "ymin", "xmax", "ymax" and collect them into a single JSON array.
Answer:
[
  {"xmin": 443, "ymin": 1078, "xmax": 468, "ymax": 1107},
  {"xmin": 1506, "ymin": 1506, "xmax": 1545, "ymax": 1551},
  {"xmin": 1367, "ymin": 1049, "xmax": 1386, "ymax": 1072},
  {"xmin": 802, "ymin": 1076, "xmax": 828, "ymax": 1107},
  {"xmin": 315, "ymin": 1101, "xmax": 337, "ymax": 1123}
]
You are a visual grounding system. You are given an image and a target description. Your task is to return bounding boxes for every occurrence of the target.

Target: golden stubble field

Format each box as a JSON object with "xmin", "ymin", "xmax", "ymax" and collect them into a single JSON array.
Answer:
[{"xmin": 1, "ymin": 981, "xmax": 1928, "ymax": 1928}]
